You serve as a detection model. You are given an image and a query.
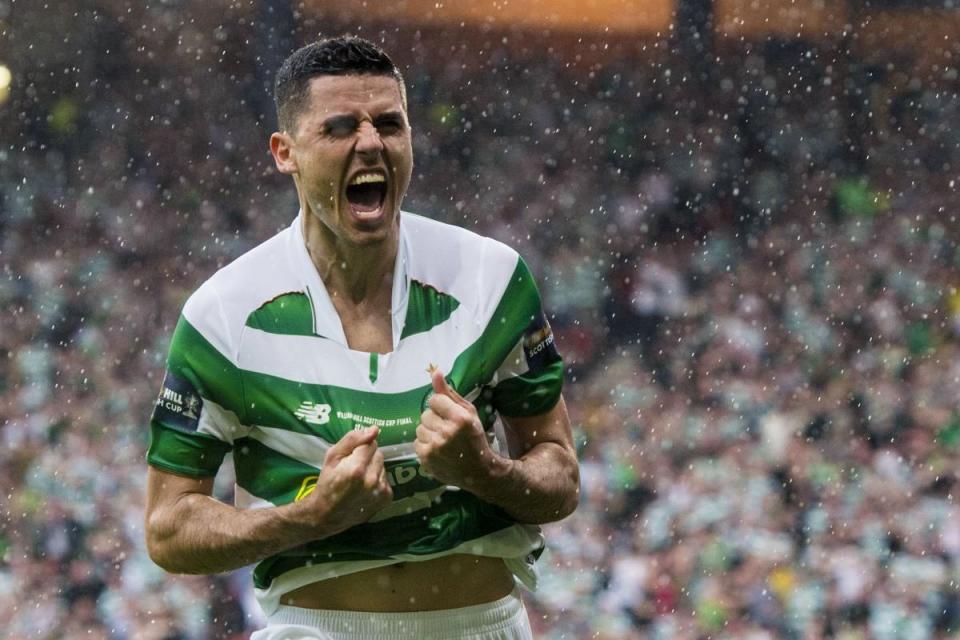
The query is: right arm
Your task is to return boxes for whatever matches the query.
[145,426,392,575]
[146,290,389,574]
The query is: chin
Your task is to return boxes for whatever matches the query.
[347,206,398,237]
[348,230,389,246]
[345,222,395,248]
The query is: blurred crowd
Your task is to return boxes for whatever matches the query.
[2,2,960,639]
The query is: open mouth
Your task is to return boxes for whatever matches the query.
[345,172,387,217]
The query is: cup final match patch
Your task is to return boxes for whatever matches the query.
[152,370,203,432]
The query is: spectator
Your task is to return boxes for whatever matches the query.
[2,3,959,637]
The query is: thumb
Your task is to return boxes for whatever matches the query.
[431,369,471,409]
[328,426,379,461]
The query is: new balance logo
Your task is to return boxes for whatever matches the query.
[294,401,332,425]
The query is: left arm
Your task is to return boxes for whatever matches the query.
[484,395,580,523]
[416,371,579,524]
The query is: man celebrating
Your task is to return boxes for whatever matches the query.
[144,36,579,639]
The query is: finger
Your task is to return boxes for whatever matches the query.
[364,450,385,487]
[377,471,393,500]
[427,394,478,435]
[431,369,472,409]
[375,465,392,496]
[418,409,445,432]
[427,392,468,420]
[416,422,443,444]
[414,438,431,465]
[345,440,378,470]
[327,427,380,461]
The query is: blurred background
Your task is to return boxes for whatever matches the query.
[3,0,960,638]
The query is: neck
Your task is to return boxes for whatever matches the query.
[301,213,398,306]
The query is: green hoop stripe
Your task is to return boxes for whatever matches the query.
[245,292,316,337]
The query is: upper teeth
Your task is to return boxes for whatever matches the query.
[349,173,385,186]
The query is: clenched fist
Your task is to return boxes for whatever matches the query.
[415,369,500,490]
[296,426,393,537]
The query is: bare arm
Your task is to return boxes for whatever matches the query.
[416,371,580,524]
[476,396,580,523]
[145,426,392,574]
[146,468,313,574]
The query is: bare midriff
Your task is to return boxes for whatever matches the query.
[279,554,515,612]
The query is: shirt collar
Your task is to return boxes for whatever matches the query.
[290,210,410,350]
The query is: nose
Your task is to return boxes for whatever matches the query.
[355,121,384,159]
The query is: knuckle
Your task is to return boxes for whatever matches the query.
[353,442,370,455]
[441,424,458,440]
[348,464,366,481]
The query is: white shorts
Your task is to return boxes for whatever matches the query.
[249,588,534,640]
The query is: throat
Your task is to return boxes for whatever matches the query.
[322,251,395,307]
[320,256,397,352]
[301,212,398,352]
[334,303,395,354]
[304,222,398,301]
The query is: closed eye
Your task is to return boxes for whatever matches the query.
[322,115,358,138]
[374,113,405,136]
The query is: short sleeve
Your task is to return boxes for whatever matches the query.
[147,288,247,477]
[487,257,564,417]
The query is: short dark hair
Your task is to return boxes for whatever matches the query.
[274,36,407,132]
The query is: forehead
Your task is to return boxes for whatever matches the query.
[302,74,404,121]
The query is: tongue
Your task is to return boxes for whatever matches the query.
[346,183,384,212]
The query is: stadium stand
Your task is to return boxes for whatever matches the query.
[2,2,960,638]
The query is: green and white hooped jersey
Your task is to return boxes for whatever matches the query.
[147,211,564,615]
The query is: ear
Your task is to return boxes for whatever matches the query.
[270,131,298,175]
